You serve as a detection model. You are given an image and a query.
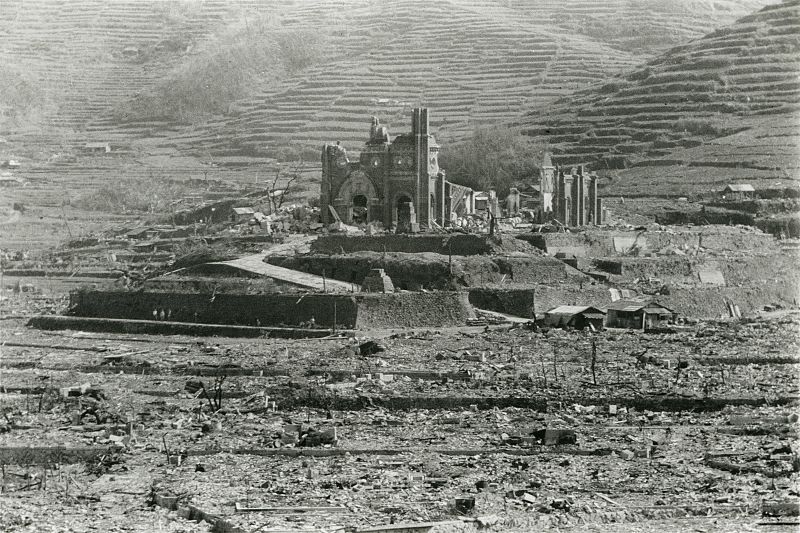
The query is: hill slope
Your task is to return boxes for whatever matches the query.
[148,0,773,157]
[518,0,800,195]
[0,0,771,153]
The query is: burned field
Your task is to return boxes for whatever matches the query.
[0,300,798,531]
[1,113,799,531]
[1,1,799,526]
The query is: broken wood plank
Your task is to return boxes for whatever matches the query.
[594,492,626,507]
[234,502,346,513]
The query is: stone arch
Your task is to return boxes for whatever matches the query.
[334,170,379,224]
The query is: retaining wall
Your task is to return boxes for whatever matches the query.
[68,290,474,330]
[660,285,799,318]
[354,292,475,329]
[70,290,359,328]
[516,233,588,256]
[468,287,536,318]
[532,284,613,314]
[519,228,779,257]
[311,234,514,255]
[532,283,797,318]
[269,252,585,290]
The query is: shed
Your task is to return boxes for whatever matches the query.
[721,184,755,200]
[84,142,111,153]
[543,305,606,331]
[231,207,255,222]
[605,300,676,330]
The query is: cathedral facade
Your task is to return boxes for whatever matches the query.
[320,108,461,231]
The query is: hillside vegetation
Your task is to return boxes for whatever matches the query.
[518,0,800,195]
[160,0,774,157]
[0,0,771,149]
[116,19,332,124]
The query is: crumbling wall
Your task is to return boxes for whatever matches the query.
[698,230,778,252]
[468,288,536,318]
[70,290,358,328]
[525,228,779,258]
[270,252,586,290]
[269,252,463,290]
[659,285,799,317]
[354,292,475,329]
[143,276,295,293]
[594,257,695,278]
[718,254,800,288]
[311,234,523,256]
[516,233,588,256]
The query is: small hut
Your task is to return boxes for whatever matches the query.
[543,305,606,330]
[721,184,755,200]
[605,300,676,330]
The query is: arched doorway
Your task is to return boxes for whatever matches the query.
[352,194,368,224]
[396,194,412,232]
[333,171,378,224]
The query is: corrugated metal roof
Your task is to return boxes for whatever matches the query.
[546,305,591,315]
[724,184,755,192]
[607,300,675,313]
[545,305,605,316]
[607,300,644,311]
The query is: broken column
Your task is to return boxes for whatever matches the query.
[565,174,575,226]
[576,166,585,226]
[361,268,395,293]
[506,188,521,216]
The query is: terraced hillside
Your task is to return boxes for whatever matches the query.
[0,0,770,157]
[157,0,772,157]
[519,0,800,195]
[0,0,247,131]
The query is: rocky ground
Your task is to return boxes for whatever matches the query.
[0,289,798,532]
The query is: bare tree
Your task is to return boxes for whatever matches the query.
[267,158,302,214]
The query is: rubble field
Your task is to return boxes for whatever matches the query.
[0,304,798,532]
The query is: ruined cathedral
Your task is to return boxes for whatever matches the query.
[320,108,471,231]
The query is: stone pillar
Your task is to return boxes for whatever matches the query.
[507,188,520,216]
[596,197,604,224]
[436,172,447,226]
[556,169,566,224]
[320,144,332,224]
[444,182,453,226]
[413,107,430,228]
[588,173,598,225]
[564,175,575,226]
[576,166,585,227]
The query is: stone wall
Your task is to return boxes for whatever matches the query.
[516,233,588,256]
[269,252,586,290]
[354,292,475,329]
[69,289,475,330]
[70,290,358,328]
[311,234,498,256]
[468,287,536,318]
[532,284,613,314]
[519,228,778,258]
